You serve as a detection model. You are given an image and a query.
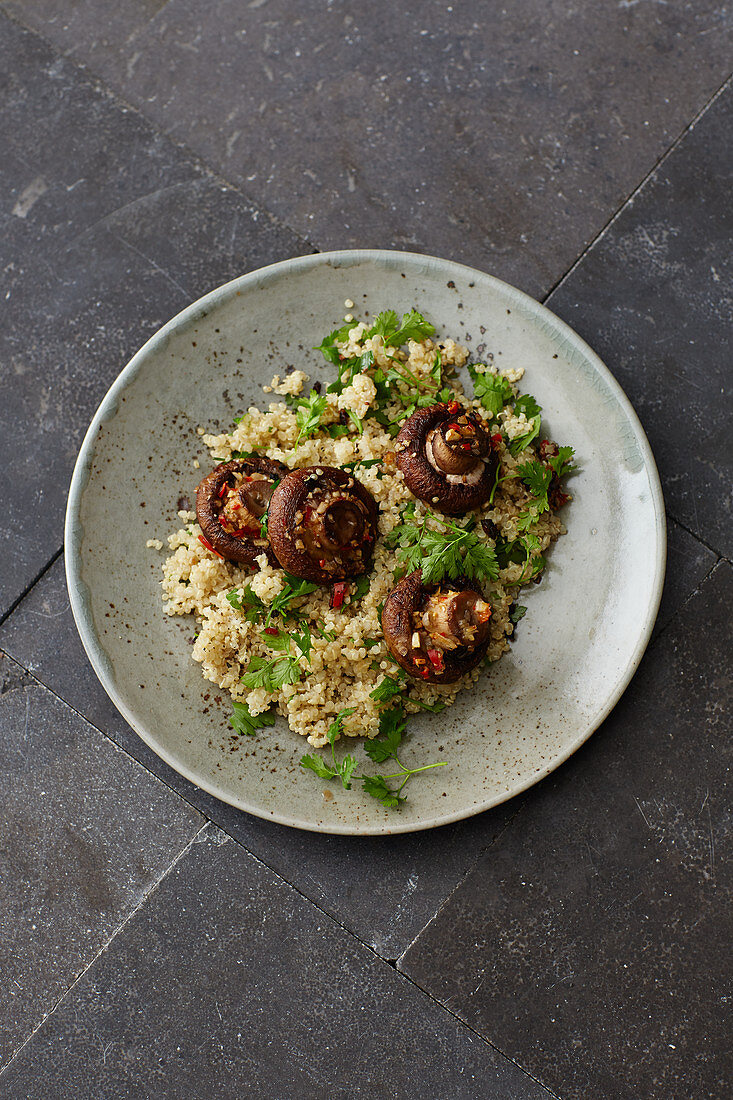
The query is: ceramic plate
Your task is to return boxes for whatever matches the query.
[65,250,665,835]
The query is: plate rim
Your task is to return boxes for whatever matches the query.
[65,248,667,836]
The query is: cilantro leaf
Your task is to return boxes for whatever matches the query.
[370,673,407,704]
[509,604,527,624]
[227,586,265,623]
[368,308,435,347]
[293,390,327,449]
[547,445,576,479]
[386,508,499,586]
[300,754,337,780]
[364,706,406,763]
[361,774,405,809]
[509,394,542,455]
[351,574,371,601]
[229,702,276,737]
[468,365,514,416]
[242,654,301,691]
[516,460,553,507]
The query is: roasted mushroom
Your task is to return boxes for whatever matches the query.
[395,401,499,515]
[382,570,492,683]
[267,466,379,584]
[196,456,288,566]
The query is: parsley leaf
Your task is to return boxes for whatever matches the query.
[364,706,406,763]
[351,574,371,601]
[293,390,327,450]
[229,702,276,737]
[516,460,553,507]
[361,774,405,809]
[300,707,357,789]
[369,308,435,347]
[385,508,499,586]
[468,365,514,416]
[509,604,527,625]
[370,673,407,704]
[547,445,576,479]
[241,654,301,691]
[227,586,264,623]
[509,394,542,455]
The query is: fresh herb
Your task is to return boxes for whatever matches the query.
[385,505,499,585]
[292,390,327,450]
[509,394,542,455]
[229,702,276,737]
[368,308,435,347]
[341,457,382,471]
[230,449,256,460]
[300,708,358,789]
[516,460,553,509]
[351,574,371,601]
[242,653,302,691]
[495,533,545,578]
[509,604,527,625]
[315,624,336,642]
[263,573,319,625]
[300,703,446,808]
[370,672,407,704]
[346,408,364,435]
[227,586,264,622]
[547,445,576,479]
[468,365,514,416]
[326,423,351,439]
[363,637,380,650]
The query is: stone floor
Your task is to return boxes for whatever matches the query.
[1,4,731,1097]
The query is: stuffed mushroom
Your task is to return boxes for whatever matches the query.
[395,401,499,515]
[195,456,288,566]
[266,465,378,584]
[382,570,492,683]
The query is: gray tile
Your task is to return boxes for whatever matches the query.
[654,518,717,638]
[0,14,309,618]
[400,563,732,1100]
[5,1,732,294]
[0,824,553,1100]
[548,83,733,556]
[0,653,202,1069]
[0,555,515,958]
[0,506,715,958]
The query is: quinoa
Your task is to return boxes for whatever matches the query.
[158,315,569,748]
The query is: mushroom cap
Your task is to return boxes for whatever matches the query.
[381,569,491,684]
[195,456,288,566]
[267,465,379,584]
[395,403,499,515]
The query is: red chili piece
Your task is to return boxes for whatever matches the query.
[330,581,348,610]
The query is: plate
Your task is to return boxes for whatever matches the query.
[65,250,665,835]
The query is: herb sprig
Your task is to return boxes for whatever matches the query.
[385,504,498,585]
[230,702,277,737]
[300,704,446,808]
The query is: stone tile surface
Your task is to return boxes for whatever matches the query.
[0,515,713,960]
[0,14,308,618]
[4,1,732,295]
[400,564,732,1100]
[0,824,554,1099]
[0,557,516,958]
[548,82,733,556]
[0,653,202,1069]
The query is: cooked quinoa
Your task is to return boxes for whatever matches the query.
[159,313,569,748]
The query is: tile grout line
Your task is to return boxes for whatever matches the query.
[0,546,63,630]
[0,651,558,1093]
[0,7,322,257]
[2,4,730,309]
[541,70,733,305]
[0,821,210,1077]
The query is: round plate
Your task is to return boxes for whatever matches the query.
[65,250,665,835]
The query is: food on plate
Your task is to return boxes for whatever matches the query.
[395,402,499,514]
[382,571,492,683]
[157,306,576,807]
[266,465,379,584]
[195,455,287,565]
